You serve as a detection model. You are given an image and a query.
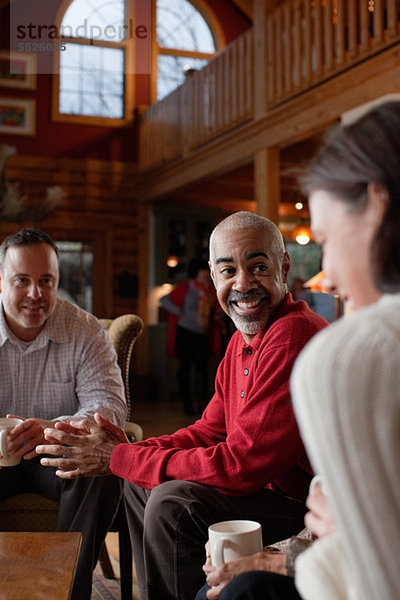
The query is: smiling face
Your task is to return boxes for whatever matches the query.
[310,189,382,310]
[209,226,290,343]
[0,243,59,341]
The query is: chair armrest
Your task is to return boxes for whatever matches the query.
[124,421,143,442]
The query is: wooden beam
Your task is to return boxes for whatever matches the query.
[136,43,400,201]
[254,148,280,223]
[230,0,253,20]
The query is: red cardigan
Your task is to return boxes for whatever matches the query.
[110,294,327,500]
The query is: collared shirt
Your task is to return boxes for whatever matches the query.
[110,293,327,499]
[0,298,127,426]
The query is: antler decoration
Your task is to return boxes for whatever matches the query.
[0,144,65,221]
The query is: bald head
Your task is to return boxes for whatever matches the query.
[208,211,290,342]
[209,211,285,267]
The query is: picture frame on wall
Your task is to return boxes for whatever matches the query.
[0,51,37,90]
[0,97,36,135]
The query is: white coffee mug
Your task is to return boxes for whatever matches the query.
[208,520,263,568]
[0,417,23,467]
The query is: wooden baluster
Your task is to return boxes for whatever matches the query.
[223,47,230,130]
[237,35,244,121]
[304,0,312,83]
[335,0,345,65]
[294,0,302,88]
[324,0,334,72]
[275,7,283,100]
[267,13,276,105]
[314,0,323,78]
[199,68,206,144]
[245,29,253,118]
[230,43,238,125]
[283,2,293,93]
[347,0,358,58]
[175,89,182,159]
[216,53,223,135]
[372,0,384,44]
[359,0,370,51]
[386,0,398,38]
[182,78,190,151]
[198,70,204,144]
[208,59,216,133]
[187,76,195,150]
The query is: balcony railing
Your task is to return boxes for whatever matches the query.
[139,0,400,171]
[267,0,400,105]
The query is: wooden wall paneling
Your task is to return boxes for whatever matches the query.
[136,202,150,376]
[4,155,139,319]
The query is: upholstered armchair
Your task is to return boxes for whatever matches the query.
[0,313,144,600]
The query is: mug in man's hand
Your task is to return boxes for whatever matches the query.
[0,418,23,467]
[208,519,263,568]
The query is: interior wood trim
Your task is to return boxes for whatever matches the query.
[136,43,400,201]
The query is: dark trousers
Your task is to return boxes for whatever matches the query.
[0,456,122,600]
[124,479,307,600]
[176,326,209,412]
[195,571,302,600]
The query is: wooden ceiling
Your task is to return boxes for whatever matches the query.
[156,132,325,220]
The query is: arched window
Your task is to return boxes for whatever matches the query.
[53,0,134,126]
[155,0,222,101]
[53,0,222,124]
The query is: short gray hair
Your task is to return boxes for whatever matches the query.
[209,211,285,266]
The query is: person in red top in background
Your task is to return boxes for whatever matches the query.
[38,211,327,600]
[160,257,220,415]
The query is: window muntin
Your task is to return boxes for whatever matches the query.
[59,45,124,118]
[61,0,126,42]
[57,0,127,121]
[56,0,220,117]
[157,0,215,53]
[155,0,218,101]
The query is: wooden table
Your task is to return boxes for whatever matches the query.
[0,531,82,600]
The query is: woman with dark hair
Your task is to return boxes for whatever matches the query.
[196,100,400,600]
[291,99,400,600]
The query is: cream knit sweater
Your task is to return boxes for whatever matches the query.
[291,294,400,600]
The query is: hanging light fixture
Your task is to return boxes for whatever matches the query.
[167,255,179,268]
[293,224,311,245]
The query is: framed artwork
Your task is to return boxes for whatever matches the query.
[0,51,36,89]
[0,97,36,135]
